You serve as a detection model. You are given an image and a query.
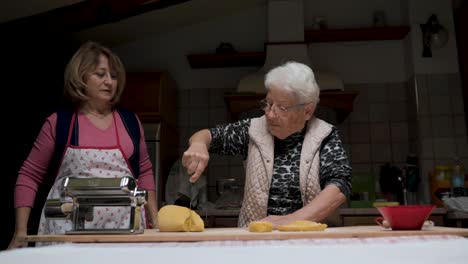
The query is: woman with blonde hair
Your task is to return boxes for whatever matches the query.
[9,41,158,248]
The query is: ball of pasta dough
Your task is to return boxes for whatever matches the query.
[157,205,204,232]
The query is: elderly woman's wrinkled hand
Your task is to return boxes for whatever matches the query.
[182,143,210,182]
[260,215,295,229]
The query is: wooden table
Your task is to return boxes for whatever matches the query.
[23,226,468,244]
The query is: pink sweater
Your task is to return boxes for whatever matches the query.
[14,112,155,208]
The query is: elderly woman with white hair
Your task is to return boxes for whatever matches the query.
[182,61,351,228]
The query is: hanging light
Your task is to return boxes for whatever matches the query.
[420,14,449,57]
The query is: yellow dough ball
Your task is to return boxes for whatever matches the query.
[157,205,205,232]
[248,221,273,232]
[278,220,327,231]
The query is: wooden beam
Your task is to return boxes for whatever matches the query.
[0,0,191,35]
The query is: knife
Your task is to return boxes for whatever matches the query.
[189,182,196,209]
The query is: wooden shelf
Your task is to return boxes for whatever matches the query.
[304,26,410,43]
[187,26,410,68]
[224,90,359,122]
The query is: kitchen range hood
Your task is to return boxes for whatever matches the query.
[237,0,344,93]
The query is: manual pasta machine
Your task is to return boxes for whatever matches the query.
[44,176,147,234]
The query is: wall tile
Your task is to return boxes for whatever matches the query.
[391,142,409,163]
[346,84,368,104]
[368,83,388,103]
[349,102,370,123]
[390,101,407,121]
[370,122,390,143]
[406,82,418,121]
[189,88,210,108]
[178,106,190,124]
[390,122,409,142]
[350,144,371,163]
[455,136,468,158]
[388,82,407,102]
[451,94,465,115]
[420,138,434,159]
[209,88,229,108]
[351,163,373,174]
[433,137,456,159]
[350,123,371,143]
[415,75,428,100]
[431,116,453,137]
[427,74,449,96]
[371,143,392,163]
[189,109,210,128]
[369,103,389,122]
[209,107,228,127]
[418,117,432,138]
[417,95,430,117]
[454,115,467,136]
[429,95,451,115]
[448,73,462,97]
[178,89,191,108]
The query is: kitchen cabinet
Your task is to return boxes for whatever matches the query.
[119,71,179,205]
[120,71,177,126]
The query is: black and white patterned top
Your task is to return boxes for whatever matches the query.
[209,118,352,216]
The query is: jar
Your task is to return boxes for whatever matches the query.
[431,166,451,207]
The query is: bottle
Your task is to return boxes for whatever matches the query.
[405,154,420,204]
[451,157,466,197]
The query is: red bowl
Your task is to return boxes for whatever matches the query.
[376,205,435,230]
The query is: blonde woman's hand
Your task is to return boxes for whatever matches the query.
[8,231,28,250]
[182,143,210,182]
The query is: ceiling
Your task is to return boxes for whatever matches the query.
[0,0,266,46]
[0,0,83,24]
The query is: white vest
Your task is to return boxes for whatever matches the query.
[238,116,333,227]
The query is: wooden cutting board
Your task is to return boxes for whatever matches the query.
[24,226,468,243]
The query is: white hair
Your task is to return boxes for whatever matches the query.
[264,61,320,105]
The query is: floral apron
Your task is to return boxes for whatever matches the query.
[37,112,146,235]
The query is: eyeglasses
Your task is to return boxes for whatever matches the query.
[260,99,310,115]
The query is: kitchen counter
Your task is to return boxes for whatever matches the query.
[23,226,468,243]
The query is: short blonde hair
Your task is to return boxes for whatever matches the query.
[64,41,126,106]
[264,61,320,106]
